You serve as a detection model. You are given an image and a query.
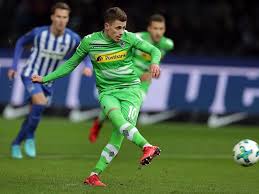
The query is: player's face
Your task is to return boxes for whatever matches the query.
[51,8,69,33]
[105,20,126,42]
[148,21,165,43]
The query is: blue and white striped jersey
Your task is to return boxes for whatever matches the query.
[12,26,91,77]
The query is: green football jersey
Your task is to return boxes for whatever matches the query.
[42,30,161,93]
[133,31,174,74]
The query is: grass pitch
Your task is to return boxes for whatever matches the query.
[0,117,259,194]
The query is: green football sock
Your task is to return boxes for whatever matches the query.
[92,128,123,174]
[108,109,148,148]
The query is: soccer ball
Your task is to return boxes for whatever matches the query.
[233,139,259,166]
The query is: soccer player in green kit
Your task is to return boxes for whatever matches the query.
[89,14,174,143]
[31,7,161,186]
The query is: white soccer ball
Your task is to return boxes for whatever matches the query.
[233,139,259,166]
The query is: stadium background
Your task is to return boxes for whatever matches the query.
[1,0,259,56]
[1,0,259,126]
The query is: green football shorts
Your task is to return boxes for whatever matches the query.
[99,86,143,126]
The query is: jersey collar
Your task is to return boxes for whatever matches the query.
[101,31,113,42]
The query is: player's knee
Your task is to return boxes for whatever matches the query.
[107,108,127,128]
[31,93,48,105]
[119,123,139,141]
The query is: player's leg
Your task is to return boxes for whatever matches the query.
[88,110,106,143]
[84,89,160,186]
[85,128,124,186]
[85,95,123,186]
[11,116,29,159]
[93,129,123,174]
[119,87,161,165]
[11,76,47,158]
[23,92,47,157]
[100,88,160,163]
[101,88,148,147]
[88,77,152,148]
[25,83,52,141]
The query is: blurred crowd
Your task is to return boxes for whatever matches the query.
[0,0,259,57]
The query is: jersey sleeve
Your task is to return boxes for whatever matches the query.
[76,35,90,58]
[70,32,92,68]
[12,28,38,70]
[130,32,161,65]
[76,35,92,68]
[42,36,90,83]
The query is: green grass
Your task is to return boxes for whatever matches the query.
[0,117,259,194]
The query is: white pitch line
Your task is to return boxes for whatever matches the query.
[0,153,231,160]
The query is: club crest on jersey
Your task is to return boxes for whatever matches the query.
[95,51,127,63]
[119,40,125,48]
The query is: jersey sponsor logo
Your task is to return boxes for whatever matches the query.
[95,51,127,63]
[41,49,65,60]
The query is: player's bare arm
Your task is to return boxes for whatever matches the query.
[31,75,43,83]
[82,67,93,77]
[8,69,17,80]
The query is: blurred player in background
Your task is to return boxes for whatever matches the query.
[88,14,174,143]
[31,7,161,186]
[4,55,92,120]
[7,2,92,159]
